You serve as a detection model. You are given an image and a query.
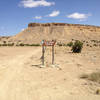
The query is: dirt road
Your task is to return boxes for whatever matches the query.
[0,47,100,100]
[0,47,41,100]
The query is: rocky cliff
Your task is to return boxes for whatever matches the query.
[3,23,100,44]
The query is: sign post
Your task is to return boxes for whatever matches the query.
[52,45,54,65]
[41,40,56,66]
[42,45,45,65]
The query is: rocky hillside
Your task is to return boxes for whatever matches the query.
[1,23,100,45]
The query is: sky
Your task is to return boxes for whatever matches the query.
[0,0,100,36]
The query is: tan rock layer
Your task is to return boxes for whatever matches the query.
[0,23,100,44]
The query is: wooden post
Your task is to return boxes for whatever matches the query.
[42,45,45,65]
[52,45,54,65]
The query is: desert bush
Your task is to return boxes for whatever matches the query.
[3,41,6,44]
[67,42,73,47]
[80,72,100,83]
[19,43,25,46]
[0,43,14,46]
[17,43,40,46]
[16,44,19,46]
[71,40,83,53]
[91,40,99,43]
[57,43,63,46]
[72,39,74,41]
[96,89,100,95]
[23,44,30,46]
[80,74,88,79]
[86,44,89,46]
[8,43,14,46]
[30,44,40,46]
[88,72,100,82]
[86,41,88,43]
[1,44,8,46]
[93,44,98,46]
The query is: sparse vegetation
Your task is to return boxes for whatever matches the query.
[86,44,89,46]
[0,43,14,46]
[57,43,65,46]
[93,44,98,47]
[17,43,40,46]
[29,44,40,46]
[3,41,6,44]
[7,43,14,46]
[80,72,100,83]
[0,43,40,47]
[67,42,73,47]
[1,44,8,46]
[19,43,25,46]
[57,42,74,47]
[91,40,100,43]
[72,39,74,41]
[71,40,83,53]
[57,43,63,46]
[80,74,89,79]
[96,89,100,95]
[89,72,100,82]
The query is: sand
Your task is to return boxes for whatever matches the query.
[0,46,100,100]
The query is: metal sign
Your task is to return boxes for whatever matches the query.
[42,40,56,46]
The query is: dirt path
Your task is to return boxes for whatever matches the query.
[0,47,100,100]
[0,48,41,100]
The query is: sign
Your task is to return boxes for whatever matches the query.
[41,40,56,66]
[42,40,56,46]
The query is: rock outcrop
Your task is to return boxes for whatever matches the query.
[28,23,67,27]
[2,23,100,44]
[28,23,100,28]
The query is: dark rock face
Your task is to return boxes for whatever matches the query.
[28,23,41,27]
[28,23,67,27]
[28,23,100,28]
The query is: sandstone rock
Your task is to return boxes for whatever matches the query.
[1,23,100,44]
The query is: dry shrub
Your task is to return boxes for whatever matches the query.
[88,72,100,82]
[80,72,100,83]
[72,40,83,53]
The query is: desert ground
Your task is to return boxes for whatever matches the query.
[0,46,100,100]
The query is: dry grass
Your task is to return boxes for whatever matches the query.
[80,72,100,83]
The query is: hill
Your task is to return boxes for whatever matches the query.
[1,23,100,45]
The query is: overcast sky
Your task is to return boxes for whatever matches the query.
[0,0,100,36]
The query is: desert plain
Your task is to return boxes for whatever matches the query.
[0,46,100,100]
